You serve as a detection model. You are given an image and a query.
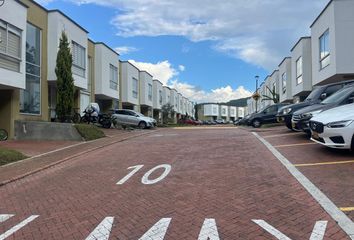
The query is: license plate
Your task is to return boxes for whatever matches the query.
[312,131,319,140]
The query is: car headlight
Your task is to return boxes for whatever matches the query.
[327,120,353,128]
[282,107,292,115]
[301,110,322,119]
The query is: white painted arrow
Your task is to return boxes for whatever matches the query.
[139,218,171,240]
[85,217,114,240]
[252,219,328,240]
[0,215,39,240]
[198,218,220,240]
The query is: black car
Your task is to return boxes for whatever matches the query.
[292,84,354,135]
[276,80,354,130]
[248,103,288,128]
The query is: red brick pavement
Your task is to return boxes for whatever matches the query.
[0,128,350,239]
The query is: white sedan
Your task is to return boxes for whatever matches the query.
[309,103,354,150]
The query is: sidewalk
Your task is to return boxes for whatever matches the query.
[0,128,156,186]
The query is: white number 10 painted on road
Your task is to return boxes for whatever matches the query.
[116,164,172,185]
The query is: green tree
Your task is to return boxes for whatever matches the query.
[55,31,75,122]
[161,103,175,124]
[261,86,279,104]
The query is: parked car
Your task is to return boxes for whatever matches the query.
[276,80,354,130]
[238,114,253,126]
[111,109,156,129]
[310,103,354,151]
[292,84,354,135]
[249,103,288,128]
[215,119,225,124]
[179,118,198,125]
[233,117,243,125]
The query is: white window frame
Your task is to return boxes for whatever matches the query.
[296,56,303,85]
[72,41,86,77]
[148,83,153,101]
[282,72,287,93]
[0,19,22,72]
[132,77,138,98]
[319,29,330,70]
[109,64,118,90]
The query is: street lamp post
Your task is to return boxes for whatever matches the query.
[253,75,260,113]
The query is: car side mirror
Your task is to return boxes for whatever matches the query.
[320,93,327,100]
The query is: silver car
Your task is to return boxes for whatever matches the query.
[111,109,156,129]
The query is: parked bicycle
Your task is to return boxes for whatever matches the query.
[0,128,8,141]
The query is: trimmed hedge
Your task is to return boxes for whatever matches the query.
[74,124,105,141]
[0,148,27,166]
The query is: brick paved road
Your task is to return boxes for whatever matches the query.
[0,128,350,239]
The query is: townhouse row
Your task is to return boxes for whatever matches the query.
[196,103,246,122]
[0,0,195,138]
[247,0,354,114]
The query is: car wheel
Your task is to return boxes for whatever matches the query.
[285,121,296,131]
[138,121,147,129]
[252,119,261,128]
[305,130,312,138]
[351,135,354,152]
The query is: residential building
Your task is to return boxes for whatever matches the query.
[0,0,28,138]
[94,42,119,112]
[47,10,89,118]
[278,57,293,103]
[259,81,266,110]
[197,103,219,121]
[291,37,312,103]
[162,86,171,106]
[139,71,153,117]
[229,106,237,121]
[176,92,182,119]
[152,79,163,123]
[170,88,178,121]
[119,61,140,111]
[220,105,229,121]
[237,107,246,118]
[310,0,354,86]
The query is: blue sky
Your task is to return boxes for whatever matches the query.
[37,0,328,103]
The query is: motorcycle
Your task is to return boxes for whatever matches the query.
[81,103,112,129]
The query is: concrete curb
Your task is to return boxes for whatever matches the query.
[0,130,157,187]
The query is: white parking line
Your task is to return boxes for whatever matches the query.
[252,220,291,240]
[0,215,39,240]
[0,214,13,223]
[85,217,114,240]
[253,132,354,239]
[139,218,171,240]
[198,218,220,240]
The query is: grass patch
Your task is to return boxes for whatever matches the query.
[74,124,105,141]
[0,148,27,166]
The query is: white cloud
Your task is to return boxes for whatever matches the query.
[128,60,177,86]
[66,0,328,70]
[114,46,138,55]
[127,60,251,103]
[178,65,185,72]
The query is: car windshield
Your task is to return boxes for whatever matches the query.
[321,87,354,104]
[304,87,322,102]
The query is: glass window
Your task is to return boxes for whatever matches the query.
[72,41,85,77]
[319,30,330,69]
[132,77,138,98]
[282,72,287,93]
[148,83,153,101]
[296,56,303,85]
[159,90,163,104]
[109,64,118,90]
[20,23,41,114]
[0,19,22,72]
